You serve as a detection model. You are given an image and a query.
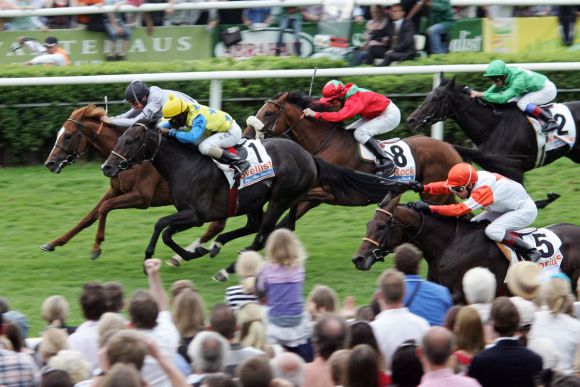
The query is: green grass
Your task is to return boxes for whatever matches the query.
[0,158,578,336]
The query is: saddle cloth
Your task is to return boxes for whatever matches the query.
[528,103,577,167]
[357,138,417,182]
[213,139,275,189]
[496,227,564,279]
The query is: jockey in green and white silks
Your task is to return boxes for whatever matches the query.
[160,94,250,175]
[470,60,559,133]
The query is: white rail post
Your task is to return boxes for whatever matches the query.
[431,72,444,140]
[209,79,223,109]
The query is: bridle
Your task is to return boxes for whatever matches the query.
[261,97,338,155]
[419,88,476,127]
[54,117,104,167]
[110,123,161,170]
[362,205,425,262]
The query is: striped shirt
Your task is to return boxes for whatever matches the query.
[225,285,258,310]
[0,349,38,387]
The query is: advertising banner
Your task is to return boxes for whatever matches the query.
[0,26,212,65]
[449,18,483,53]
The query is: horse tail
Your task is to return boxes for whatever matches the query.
[313,157,400,204]
[453,145,524,183]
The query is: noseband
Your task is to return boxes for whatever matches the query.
[261,99,302,138]
[362,206,425,261]
[55,118,104,167]
[110,123,161,170]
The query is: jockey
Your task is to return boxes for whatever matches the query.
[302,80,401,176]
[100,80,197,128]
[470,60,559,133]
[410,162,542,262]
[159,94,250,175]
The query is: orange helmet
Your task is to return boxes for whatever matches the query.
[320,80,346,103]
[444,163,478,188]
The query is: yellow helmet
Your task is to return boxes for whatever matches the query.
[162,94,188,118]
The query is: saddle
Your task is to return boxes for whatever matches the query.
[231,138,249,159]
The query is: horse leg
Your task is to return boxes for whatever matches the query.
[175,220,228,261]
[145,208,200,260]
[209,210,264,258]
[92,190,153,260]
[276,201,321,230]
[40,188,115,253]
[162,222,206,265]
[245,200,296,252]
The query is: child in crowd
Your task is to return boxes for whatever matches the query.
[256,229,313,361]
[225,251,264,310]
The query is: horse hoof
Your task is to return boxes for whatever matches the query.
[212,269,229,282]
[194,246,210,258]
[90,249,102,260]
[40,243,55,252]
[166,256,183,268]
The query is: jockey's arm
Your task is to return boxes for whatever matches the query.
[423,181,451,195]
[316,97,364,122]
[483,75,526,104]
[429,186,493,216]
[169,115,206,145]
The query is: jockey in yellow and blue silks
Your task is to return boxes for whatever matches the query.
[160,94,250,175]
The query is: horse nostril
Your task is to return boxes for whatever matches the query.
[407,117,416,125]
[44,160,55,169]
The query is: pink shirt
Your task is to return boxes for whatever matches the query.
[419,368,481,387]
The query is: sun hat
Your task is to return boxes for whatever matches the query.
[506,261,541,301]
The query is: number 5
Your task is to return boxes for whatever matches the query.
[532,233,554,258]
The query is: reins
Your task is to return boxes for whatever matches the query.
[55,116,105,167]
[421,91,475,127]
[113,123,162,170]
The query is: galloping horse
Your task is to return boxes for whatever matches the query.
[42,105,204,259]
[102,120,395,264]
[352,194,580,301]
[407,76,580,183]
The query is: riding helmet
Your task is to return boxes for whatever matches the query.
[320,80,346,103]
[124,80,150,103]
[484,60,508,78]
[162,94,188,118]
[444,163,478,188]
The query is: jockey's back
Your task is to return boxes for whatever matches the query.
[465,171,530,213]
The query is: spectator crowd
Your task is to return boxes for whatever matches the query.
[1,229,579,387]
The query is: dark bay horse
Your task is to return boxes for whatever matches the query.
[43,105,206,259]
[352,194,580,301]
[101,121,395,263]
[406,76,580,183]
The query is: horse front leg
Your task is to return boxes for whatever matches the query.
[174,220,228,261]
[40,188,115,253]
[276,201,321,230]
[92,190,152,260]
[145,208,199,260]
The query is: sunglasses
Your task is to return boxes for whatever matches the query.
[449,186,466,193]
[490,76,504,82]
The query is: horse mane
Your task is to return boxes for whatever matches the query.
[70,105,125,135]
[403,203,484,230]
[284,90,339,113]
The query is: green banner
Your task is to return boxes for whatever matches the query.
[0,26,212,65]
[449,18,483,53]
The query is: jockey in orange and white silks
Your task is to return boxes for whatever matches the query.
[410,163,541,262]
[302,80,401,176]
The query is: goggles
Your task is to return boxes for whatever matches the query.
[449,185,467,193]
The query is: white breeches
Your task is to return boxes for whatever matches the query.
[198,121,242,156]
[471,198,538,241]
[347,102,401,144]
[515,80,557,111]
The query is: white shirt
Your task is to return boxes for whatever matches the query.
[463,171,531,213]
[370,307,430,369]
[68,320,100,372]
[530,310,580,374]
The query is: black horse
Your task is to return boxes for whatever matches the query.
[352,194,580,301]
[407,76,580,183]
[102,121,395,263]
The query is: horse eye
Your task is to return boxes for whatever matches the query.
[264,111,273,117]
[377,223,386,230]
[124,138,133,146]
[64,133,72,140]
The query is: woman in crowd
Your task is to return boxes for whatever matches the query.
[452,306,485,374]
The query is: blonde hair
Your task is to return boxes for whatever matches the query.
[265,228,307,267]
[101,363,143,387]
[308,285,339,314]
[235,251,264,293]
[170,279,196,306]
[39,328,69,363]
[98,312,127,348]
[454,306,485,354]
[238,303,267,352]
[172,289,206,338]
[41,295,70,326]
[541,278,572,315]
[48,350,91,384]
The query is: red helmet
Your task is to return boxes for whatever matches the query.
[444,163,478,188]
[320,80,346,103]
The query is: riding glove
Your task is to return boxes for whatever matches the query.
[414,201,431,212]
[410,181,424,193]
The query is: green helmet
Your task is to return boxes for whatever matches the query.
[484,60,508,78]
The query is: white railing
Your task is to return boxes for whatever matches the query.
[0,0,577,17]
[1,62,579,138]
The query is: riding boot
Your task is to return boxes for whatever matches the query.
[365,138,395,177]
[538,108,559,133]
[219,150,250,177]
[502,232,542,262]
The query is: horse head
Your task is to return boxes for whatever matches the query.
[244,91,316,139]
[352,193,403,271]
[44,105,107,173]
[102,120,160,177]
[406,75,472,131]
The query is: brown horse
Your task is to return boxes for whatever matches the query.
[353,194,580,301]
[42,105,211,259]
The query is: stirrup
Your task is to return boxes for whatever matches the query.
[376,160,395,177]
